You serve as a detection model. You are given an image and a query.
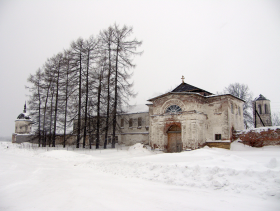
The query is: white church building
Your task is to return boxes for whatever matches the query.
[114,77,244,152]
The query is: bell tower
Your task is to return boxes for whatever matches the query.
[253,94,272,128]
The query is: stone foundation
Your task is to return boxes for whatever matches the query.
[206,141,231,150]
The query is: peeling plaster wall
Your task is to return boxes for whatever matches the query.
[115,112,149,145]
[119,133,149,146]
[15,120,32,134]
[149,94,244,150]
[205,96,243,141]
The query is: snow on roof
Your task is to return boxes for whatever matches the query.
[17,112,31,120]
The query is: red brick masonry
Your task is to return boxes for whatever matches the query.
[234,126,280,147]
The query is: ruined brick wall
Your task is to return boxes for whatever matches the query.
[234,127,280,147]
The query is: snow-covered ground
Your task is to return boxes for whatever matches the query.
[0,141,279,211]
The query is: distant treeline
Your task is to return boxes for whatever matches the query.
[0,137,11,142]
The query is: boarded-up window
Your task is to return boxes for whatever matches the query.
[129,118,133,127]
[215,134,221,140]
[138,117,142,127]
[121,119,124,127]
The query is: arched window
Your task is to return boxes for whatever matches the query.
[166,105,182,114]
[258,104,262,114]
[264,104,268,114]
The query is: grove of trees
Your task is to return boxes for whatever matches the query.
[26,24,142,149]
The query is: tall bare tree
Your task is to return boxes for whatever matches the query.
[27,69,44,146]
[71,38,85,148]
[61,49,76,147]
[110,24,142,148]
[82,36,99,148]
[99,26,114,149]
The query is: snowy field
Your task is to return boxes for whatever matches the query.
[0,141,279,211]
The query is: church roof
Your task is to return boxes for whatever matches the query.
[16,103,31,120]
[148,81,213,102]
[171,82,213,95]
[17,113,31,120]
[255,94,269,101]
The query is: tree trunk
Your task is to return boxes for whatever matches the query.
[76,52,82,148]
[112,41,120,148]
[96,73,103,149]
[104,42,112,149]
[49,90,54,147]
[83,50,90,148]
[52,62,60,147]
[63,62,69,148]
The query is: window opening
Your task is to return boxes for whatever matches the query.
[166,105,182,114]
[129,118,133,127]
[215,134,221,140]
[258,104,262,114]
[138,117,142,127]
[121,119,124,127]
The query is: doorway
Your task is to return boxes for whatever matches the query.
[167,125,182,153]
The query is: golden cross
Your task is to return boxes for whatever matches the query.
[181,75,185,83]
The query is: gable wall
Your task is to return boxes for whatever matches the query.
[204,96,243,141]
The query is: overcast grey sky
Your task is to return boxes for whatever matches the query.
[1,0,280,137]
